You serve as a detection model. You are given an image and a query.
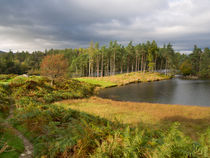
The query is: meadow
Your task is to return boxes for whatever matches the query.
[0,73,209,158]
[58,97,210,140]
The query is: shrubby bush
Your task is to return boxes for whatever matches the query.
[0,74,17,82]
[0,84,11,114]
[10,76,95,106]
[92,123,209,158]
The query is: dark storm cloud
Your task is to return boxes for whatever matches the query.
[0,0,210,52]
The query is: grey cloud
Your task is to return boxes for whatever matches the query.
[0,0,209,52]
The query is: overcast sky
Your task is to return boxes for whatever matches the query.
[0,0,210,53]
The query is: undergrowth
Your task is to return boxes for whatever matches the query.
[0,74,209,157]
[0,81,24,158]
[10,76,96,106]
[12,104,210,158]
[0,84,11,117]
[0,74,17,82]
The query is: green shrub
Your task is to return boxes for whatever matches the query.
[10,76,95,105]
[180,60,193,76]
[92,123,209,158]
[0,74,17,82]
[0,84,11,114]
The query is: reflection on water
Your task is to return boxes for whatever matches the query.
[98,79,210,106]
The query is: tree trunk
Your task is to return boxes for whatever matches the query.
[141,55,144,72]
[96,55,99,77]
[155,55,157,71]
[105,63,108,76]
[143,57,146,73]
[160,58,163,70]
[113,50,116,75]
[127,57,129,73]
[91,61,93,77]
[137,57,140,71]
[109,57,111,76]
[106,59,109,76]
[51,78,54,86]
[165,59,167,75]
[89,58,91,77]
[101,53,103,77]
[199,54,201,73]
[135,55,138,72]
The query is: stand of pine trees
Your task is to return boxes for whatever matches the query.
[0,41,209,78]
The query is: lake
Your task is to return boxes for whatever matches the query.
[98,78,210,106]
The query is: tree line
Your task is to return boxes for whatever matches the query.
[0,40,209,78]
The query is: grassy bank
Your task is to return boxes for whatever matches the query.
[76,72,171,88]
[58,97,210,140]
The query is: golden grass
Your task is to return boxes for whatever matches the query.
[57,97,210,139]
[76,72,171,88]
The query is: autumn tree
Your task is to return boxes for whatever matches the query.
[40,54,68,84]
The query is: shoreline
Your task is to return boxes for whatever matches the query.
[180,75,210,80]
[94,76,172,93]
[76,72,172,90]
[95,95,210,107]
[94,78,170,99]
[95,76,209,107]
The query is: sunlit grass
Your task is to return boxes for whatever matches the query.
[58,97,210,139]
[75,72,171,88]
[75,78,117,88]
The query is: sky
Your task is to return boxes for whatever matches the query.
[0,0,210,53]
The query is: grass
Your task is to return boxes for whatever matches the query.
[58,97,210,140]
[0,128,25,158]
[0,113,24,158]
[76,78,117,88]
[75,72,171,88]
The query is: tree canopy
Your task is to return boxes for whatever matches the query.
[0,41,209,78]
[40,54,68,80]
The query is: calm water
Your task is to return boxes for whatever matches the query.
[98,79,210,106]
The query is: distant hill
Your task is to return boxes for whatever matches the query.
[0,50,6,53]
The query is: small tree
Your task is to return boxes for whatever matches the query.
[40,54,68,84]
[179,60,193,76]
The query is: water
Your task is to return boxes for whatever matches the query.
[98,78,210,106]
